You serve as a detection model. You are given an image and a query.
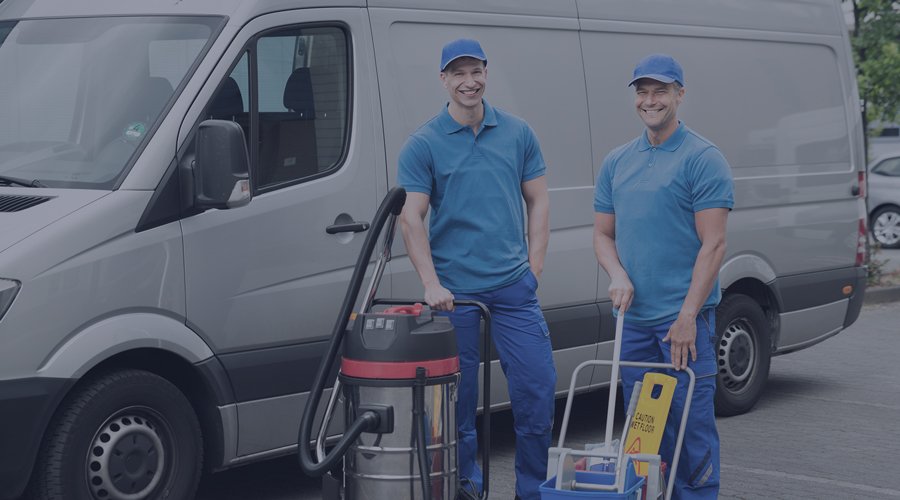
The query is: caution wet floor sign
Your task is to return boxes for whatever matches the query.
[624,372,677,476]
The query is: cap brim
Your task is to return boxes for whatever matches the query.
[627,73,676,87]
[441,54,487,71]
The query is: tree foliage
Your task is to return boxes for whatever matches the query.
[848,0,900,138]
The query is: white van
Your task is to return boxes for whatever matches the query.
[0,1,866,498]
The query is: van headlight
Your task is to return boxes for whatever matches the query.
[0,279,20,321]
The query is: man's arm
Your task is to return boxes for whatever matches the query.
[522,176,549,279]
[398,192,455,311]
[663,207,729,369]
[593,212,634,312]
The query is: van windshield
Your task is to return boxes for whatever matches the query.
[0,16,222,189]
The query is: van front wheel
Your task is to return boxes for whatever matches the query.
[31,369,203,500]
[714,294,771,416]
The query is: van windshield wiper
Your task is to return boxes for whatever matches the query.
[0,175,46,188]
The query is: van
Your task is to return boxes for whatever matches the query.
[0,1,866,498]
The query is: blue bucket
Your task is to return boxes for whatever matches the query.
[540,459,645,499]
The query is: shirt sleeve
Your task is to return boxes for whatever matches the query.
[593,154,615,214]
[522,124,547,182]
[397,135,434,195]
[690,147,735,212]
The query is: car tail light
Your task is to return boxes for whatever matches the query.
[856,218,867,267]
[857,171,866,198]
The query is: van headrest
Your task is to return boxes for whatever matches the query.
[146,77,175,114]
[209,77,244,119]
[283,67,315,119]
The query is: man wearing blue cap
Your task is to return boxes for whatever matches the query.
[593,54,733,499]
[397,38,556,500]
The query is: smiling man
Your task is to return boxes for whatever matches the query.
[397,38,555,500]
[593,54,733,499]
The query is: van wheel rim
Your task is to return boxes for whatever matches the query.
[718,320,755,389]
[874,211,900,246]
[87,409,166,500]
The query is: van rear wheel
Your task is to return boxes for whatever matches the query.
[714,294,771,416]
[30,369,202,500]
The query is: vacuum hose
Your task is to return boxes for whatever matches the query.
[297,187,407,477]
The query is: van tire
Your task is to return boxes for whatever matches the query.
[714,294,771,416]
[30,369,203,500]
[871,205,900,249]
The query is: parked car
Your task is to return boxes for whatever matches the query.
[868,154,900,248]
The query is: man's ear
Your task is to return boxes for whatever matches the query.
[440,72,448,89]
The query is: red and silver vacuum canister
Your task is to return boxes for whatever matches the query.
[341,303,459,500]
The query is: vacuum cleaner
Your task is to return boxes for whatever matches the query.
[298,187,491,500]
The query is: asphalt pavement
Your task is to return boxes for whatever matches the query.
[196,300,900,500]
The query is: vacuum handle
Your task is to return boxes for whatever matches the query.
[372,298,492,500]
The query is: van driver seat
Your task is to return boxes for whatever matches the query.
[258,67,319,186]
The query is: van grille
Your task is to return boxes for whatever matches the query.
[0,195,53,212]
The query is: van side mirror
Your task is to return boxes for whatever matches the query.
[194,119,251,209]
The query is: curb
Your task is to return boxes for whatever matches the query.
[864,285,900,305]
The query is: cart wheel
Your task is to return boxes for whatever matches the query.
[30,369,203,500]
[714,294,771,416]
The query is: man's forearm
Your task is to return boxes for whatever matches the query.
[594,231,627,280]
[527,198,549,275]
[399,214,441,287]
[680,239,727,319]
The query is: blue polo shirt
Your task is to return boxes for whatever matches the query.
[594,122,734,326]
[398,100,546,293]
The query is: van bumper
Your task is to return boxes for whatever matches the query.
[843,266,867,328]
[0,377,73,500]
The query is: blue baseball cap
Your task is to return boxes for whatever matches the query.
[440,38,487,71]
[628,54,684,87]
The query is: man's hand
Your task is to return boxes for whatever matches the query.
[662,313,697,370]
[424,282,455,311]
[608,274,634,313]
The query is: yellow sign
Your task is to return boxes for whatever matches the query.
[623,372,677,476]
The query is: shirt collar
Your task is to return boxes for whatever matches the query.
[439,99,498,134]
[638,121,687,152]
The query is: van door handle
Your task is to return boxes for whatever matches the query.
[326,221,371,234]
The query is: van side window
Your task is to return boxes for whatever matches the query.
[872,157,900,177]
[198,26,349,193]
[255,26,349,189]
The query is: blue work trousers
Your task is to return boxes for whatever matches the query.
[620,309,720,500]
[446,271,557,500]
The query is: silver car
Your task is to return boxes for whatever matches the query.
[869,154,900,248]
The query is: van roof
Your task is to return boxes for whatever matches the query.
[1,0,844,37]
[0,0,364,21]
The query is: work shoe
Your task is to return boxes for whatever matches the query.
[456,478,480,500]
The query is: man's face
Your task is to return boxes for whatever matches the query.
[440,58,486,109]
[634,79,684,133]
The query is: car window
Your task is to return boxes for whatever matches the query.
[0,17,221,189]
[256,26,349,190]
[872,157,900,177]
[200,25,349,193]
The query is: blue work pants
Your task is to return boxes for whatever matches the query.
[619,309,720,500]
[446,271,557,500]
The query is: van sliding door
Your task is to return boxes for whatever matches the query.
[367,2,601,402]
